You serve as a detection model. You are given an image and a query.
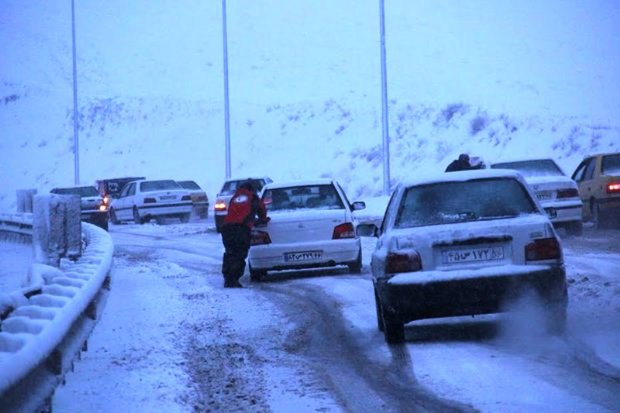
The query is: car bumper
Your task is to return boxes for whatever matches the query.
[82,210,109,226]
[542,201,582,224]
[376,264,567,324]
[138,203,192,217]
[249,239,361,272]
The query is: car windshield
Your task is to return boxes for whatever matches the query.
[177,181,201,190]
[52,186,99,197]
[263,184,344,212]
[140,180,181,192]
[491,159,563,177]
[602,154,620,175]
[394,178,538,228]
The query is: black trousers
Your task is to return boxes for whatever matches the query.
[221,224,251,284]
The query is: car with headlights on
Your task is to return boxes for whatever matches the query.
[248,179,365,280]
[490,158,583,235]
[50,185,109,231]
[109,179,193,225]
[357,169,567,344]
[176,180,209,219]
[214,177,272,232]
[571,152,620,229]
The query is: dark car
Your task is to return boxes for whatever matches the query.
[357,169,567,344]
[96,177,146,203]
[50,185,110,231]
[176,180,209,219]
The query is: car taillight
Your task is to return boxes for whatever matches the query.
[214,201,227,211]
[196,195,208,202]
[525,237,561,261]
[607,181,620,194]
[144,197,156,204]
[251,230,271,246]
[181,195,191,201]
[98,204,107,211]
[385,251,422,274]
[103,195,110,206]
[556,188,579,199]
[332,223,355,239]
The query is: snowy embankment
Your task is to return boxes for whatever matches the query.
[0,216,114,412]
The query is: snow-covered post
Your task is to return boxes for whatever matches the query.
[16,189,37,213]
[32,194,82,266]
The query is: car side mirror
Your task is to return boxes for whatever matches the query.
[356,222,378,237]
[351,201,366,211]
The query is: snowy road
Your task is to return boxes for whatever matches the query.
[52,219,620,412]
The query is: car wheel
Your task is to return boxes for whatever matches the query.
[592,199,605,229]
[374,287,384,332]
[180,213,191,223]
[383,312,405,344]
[100,220,109,232]
[109,208,120,225]
[566,221,583,236]
[133,207,145,225]
[348,250,362,274]
[249,265,266,282]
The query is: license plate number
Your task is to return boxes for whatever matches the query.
[160,195,176,200]
[284,250,323,262]
[536,191,552,201]
[442,246,504,264]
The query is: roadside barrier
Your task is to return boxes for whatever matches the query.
[0,213,113,412]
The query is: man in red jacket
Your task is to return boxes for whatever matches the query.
[221,180,269,288]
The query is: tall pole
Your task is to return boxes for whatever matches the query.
[379,0,391,195]
[71,0,80,184]
[222,0,231,179]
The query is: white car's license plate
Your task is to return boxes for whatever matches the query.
[160,195,176,200]
[442,246,504,264]
[536,191,552,201]
[284,250,323,262]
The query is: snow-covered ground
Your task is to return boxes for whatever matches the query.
[48,213,620,412]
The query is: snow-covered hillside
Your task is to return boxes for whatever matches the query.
[1,0,619,210]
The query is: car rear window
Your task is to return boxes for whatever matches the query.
[178,181,201,190]
[602,154,620,175]
[140,180,181,192]
[394,178,538,228]
[491,159,563,177]
[263,184,344,211]
[52,186,99,197]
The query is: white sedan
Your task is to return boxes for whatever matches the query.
[109,179,193,225]
[248,179,365,280]
[358,169,568,344]
[490,158,583,235]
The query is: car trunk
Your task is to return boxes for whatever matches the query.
[391,215,554,271]
[266,209,349,244]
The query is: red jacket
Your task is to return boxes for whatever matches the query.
[223,187,268,228]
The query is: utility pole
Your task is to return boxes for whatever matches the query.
[222,0,231,179]
[71,0,80,184]
[379,0,391,195]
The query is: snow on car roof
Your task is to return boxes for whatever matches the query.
[401,169,524,188]
[263,178,334,190]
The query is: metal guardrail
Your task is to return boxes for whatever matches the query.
[0,213,114,412]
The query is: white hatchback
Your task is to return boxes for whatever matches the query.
[491,158,583,235]
[109,179,193,225]
[248,179,365,280]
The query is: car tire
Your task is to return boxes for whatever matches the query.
[249,265,266,282]
[347,250,363,274]
[383,313,405,344]
[100,220,109,232]
[133,207,145,225]
[566,221,583,236]
[109,208,120,225]
[592,199,606,229]
[374,287,384,332]
[180,213,191,223]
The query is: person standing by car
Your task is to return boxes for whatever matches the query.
[445,153,473,172]
[220,180,269,288]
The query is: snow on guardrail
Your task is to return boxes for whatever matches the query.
[0,214,114,412]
